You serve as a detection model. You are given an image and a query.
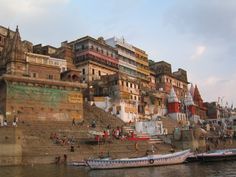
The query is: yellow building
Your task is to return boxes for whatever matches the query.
[133,46,150,83]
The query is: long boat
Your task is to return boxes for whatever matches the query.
[187,148,236,162]
[86,149,190,169]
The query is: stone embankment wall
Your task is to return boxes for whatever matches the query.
[4,80,83,122]
[0,128,22,166]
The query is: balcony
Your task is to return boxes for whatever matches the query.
[119,60,137,71]
[76,49,118,65]
[118,50,136,61]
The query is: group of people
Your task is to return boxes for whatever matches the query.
[50,132,77,147]
[0,115,19,127]
[55,154,67,164]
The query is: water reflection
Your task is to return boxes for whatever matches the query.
[0,161,235,177]
[88,164,203,177]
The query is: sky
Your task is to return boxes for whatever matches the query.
[0,0,235,106]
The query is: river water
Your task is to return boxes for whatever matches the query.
[1,161,236,177]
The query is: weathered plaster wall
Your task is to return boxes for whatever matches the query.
[5,82,83,121]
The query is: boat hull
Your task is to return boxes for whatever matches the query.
[186,148,236,162]
[197,153,236,162]
[86,149,190,169]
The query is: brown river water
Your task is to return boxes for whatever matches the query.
[0,161,236,177]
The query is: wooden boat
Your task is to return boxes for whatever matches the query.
[186,148,236,162]
[86,149,190,169]
[67,161,87,166]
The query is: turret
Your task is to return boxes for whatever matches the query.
[185,91,196,115]
[5,26,27,76]
[167,87,180,113]
[193,85,203,107]
[189,83,195,97]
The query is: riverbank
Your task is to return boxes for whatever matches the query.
[0,104,235,166]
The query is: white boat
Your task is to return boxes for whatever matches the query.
[86,149,190,169]
[67,161,87,166]
[187,148,236,162]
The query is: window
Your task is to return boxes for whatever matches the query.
[130,83,132,88]
[82,68,85,75]
[126,82,128,87]
[92,69,95,75]
[32,73,37,78]
[98,70,101,76]
[48,74,53,80]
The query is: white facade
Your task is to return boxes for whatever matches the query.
[93,96,138,123]
[168,112,187,122]
[115,101,138,123]
[106,37,137,77]
[135,120,164,136]
[26,53,67,72]
[93,96,112,112]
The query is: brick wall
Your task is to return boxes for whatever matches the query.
[28,63,61,80]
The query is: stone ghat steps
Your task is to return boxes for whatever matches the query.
[83,103,124,128]
[160,117,181,134]
[21,140,149,162]
[18,103,170,164]
[22,139,149,152]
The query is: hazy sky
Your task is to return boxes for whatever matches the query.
[1,0,235,106]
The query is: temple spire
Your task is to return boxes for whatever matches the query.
[189,83,195,96]
[185,91,194,106]
[193,85,203,107]
[168,87,179,103]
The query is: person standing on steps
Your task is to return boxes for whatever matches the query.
[63,154,67,164]
[72,118,76,126]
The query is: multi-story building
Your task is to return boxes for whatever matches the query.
[106,37,137,78]
[33,44,58,57]
[69,36,119,83]
[150,61,188,100]
[133,46,150,83]
[92,73,140,122]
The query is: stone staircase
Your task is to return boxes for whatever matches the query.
[83,103,124,129]
[17,104,157,165]
[160,117,181,134]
